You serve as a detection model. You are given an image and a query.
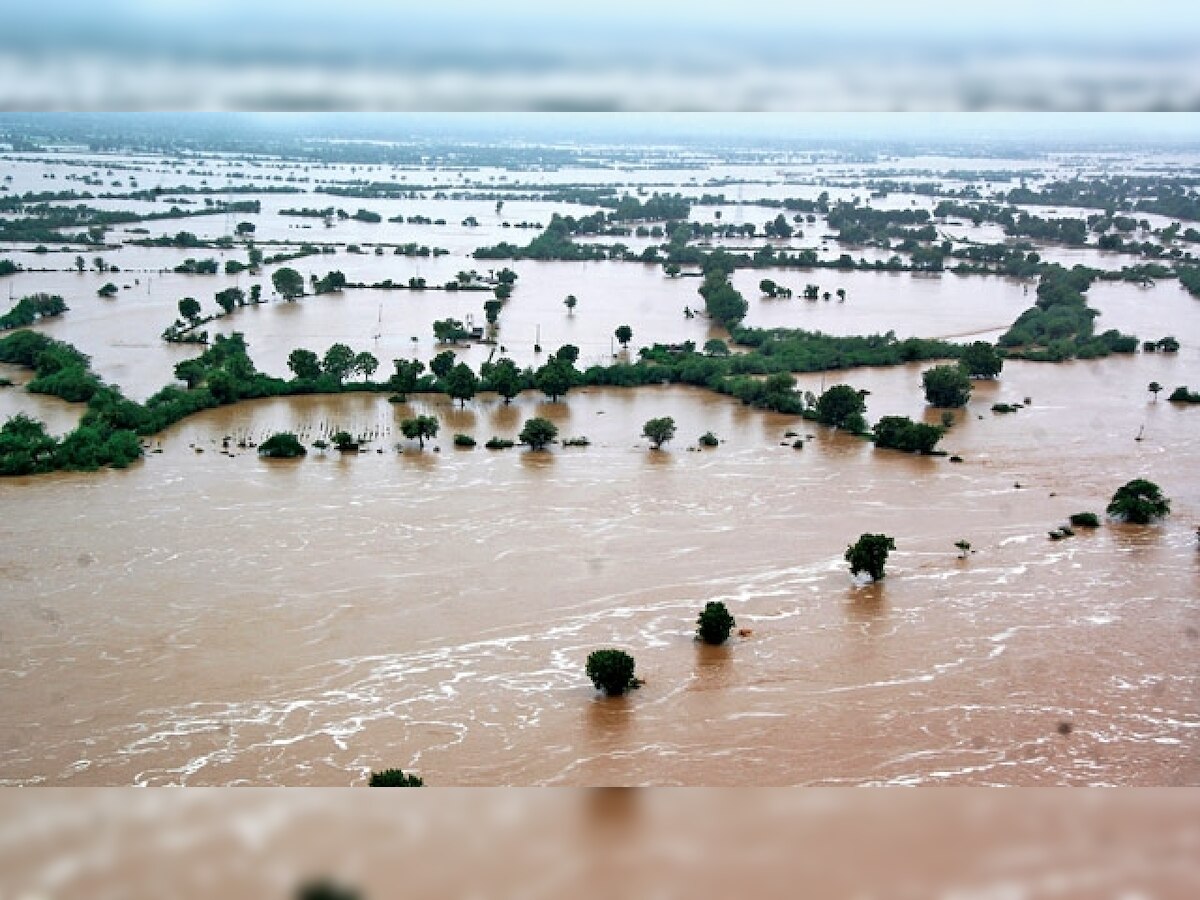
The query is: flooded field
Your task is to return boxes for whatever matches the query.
[1,130,1198,786]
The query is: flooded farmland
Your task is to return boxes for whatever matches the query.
[0,119,1197,786]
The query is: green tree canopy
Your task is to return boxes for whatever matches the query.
[959,341,1004,378]
[922,364,972,407]
[845,533,895,581]
[433,318,468,343]
[287,348,322,380]
[430,350,456,379]
[368,769,423,787]
[872,416,943,454]
[535,359,573,402]
[214,287,244,315]
[177,296,201,322]
[1106,479,1170,524]
[490,357,522,404]
[698,270,748,328]
[815,384,867,430]
[586,649,637,696]
[696,601,736,645]
[519,416,558,450]
[353,351,379,381]
[322,343,356,382]
[642,416,677,449]
[258,432,306,458]
[389,358,425,399]
[400,415,439,449]
[272,266,305,300]
[444,362,479,407]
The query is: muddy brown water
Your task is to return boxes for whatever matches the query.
[0,362,1196,786]
[1,149,1198,785]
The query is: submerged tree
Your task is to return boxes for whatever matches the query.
[519,417,558,450]
[272,266,305,300]
[444,362,479,407]
[177,296,201,323]
[535,359,573,402]
[872,415,943,454]
[400,415,439,449]
[845,533,896,581]
[490,357,522,404]
[696,601,736,645]
[959,341,1004,379]
[368,769,424,787]
[586,649,638,696]
[815,384,867,431]
[353,351,378,381]
[922,364,973,408]
[322,343,356,383]
[1106,479,1170,524]
[388,358,425,400]
[258,432,307,458]
[287,348,322,380]
[642,416,677,450]
[430,350,456,379]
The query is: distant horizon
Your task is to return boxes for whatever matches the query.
[3,113,1200,151]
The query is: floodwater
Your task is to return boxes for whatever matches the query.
[0,365,1196,786]
[1,146,1198,786]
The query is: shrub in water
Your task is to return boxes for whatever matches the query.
[368,768,424,786]
[1068,512,1100,527]
[586,649,637,696]
[845,533,895,581]
[258,432,306,458]
[696,601,736,645]
[453,433,476,448]
[1106,479,1170,524]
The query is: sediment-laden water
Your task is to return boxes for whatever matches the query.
[0,147,1197,785]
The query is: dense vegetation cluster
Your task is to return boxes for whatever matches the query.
[0,293,67,330]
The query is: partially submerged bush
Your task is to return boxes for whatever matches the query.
[698,431,719,448]
[586,649,638,696]
[872,415,943,453]
[696,601,736,645]
[485,436,514,450]
[331,430,359,451]
[296,879,362,900]
[1068,512,1100,527]
[453,433,476,448]
[1106,479,1170,524]
[519,417,557,450]
[258,432,306,458]
[642,416,677,449]
[368,768,424,787]
[845,533,895,581]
